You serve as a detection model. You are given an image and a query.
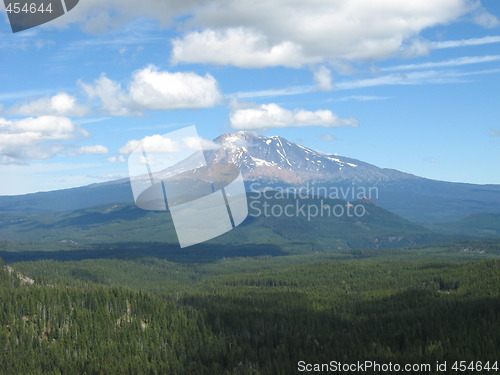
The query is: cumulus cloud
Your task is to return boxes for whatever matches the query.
[129,66,222,110]
[172,28,317,68]
[171,0,472,67]
[230,103,359,130]
[0,116,89,164]
[80,66,222,115]
[7,93,89,117]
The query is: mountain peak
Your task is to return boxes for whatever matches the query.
[216,131,262,144]
[208,131,414,184]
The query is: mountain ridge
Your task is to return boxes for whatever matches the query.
[0,193,451,253]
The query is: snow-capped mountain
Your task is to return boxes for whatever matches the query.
[205,131,416,184]
[1,131,500,223]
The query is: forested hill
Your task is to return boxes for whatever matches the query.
[1,255,499,374]
[0,260,224,374]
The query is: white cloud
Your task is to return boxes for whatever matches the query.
[172,28,317,68]
[129,65,222,110]
[171,0,471,67]
[0,116,89,164]
[314,66,334,91]
[80,66,222,115]
[490,130,500,137]
[69,145,109,156]
[230,103,359,130]
[8,93,89,117]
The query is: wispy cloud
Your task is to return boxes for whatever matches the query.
[490,130,500,137]
[336,70,469,90]
[431,36,500,50]
[382,55,500,72]
[126,123,193,131]
[53,19,163,60]
[0,29,53,51]
[340,68,500,90]
[63,34,162,52]
[230,67,500,100]
[75,117,111,125]
[228,85,314,99]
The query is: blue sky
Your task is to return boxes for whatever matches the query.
[1,0,500,194]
